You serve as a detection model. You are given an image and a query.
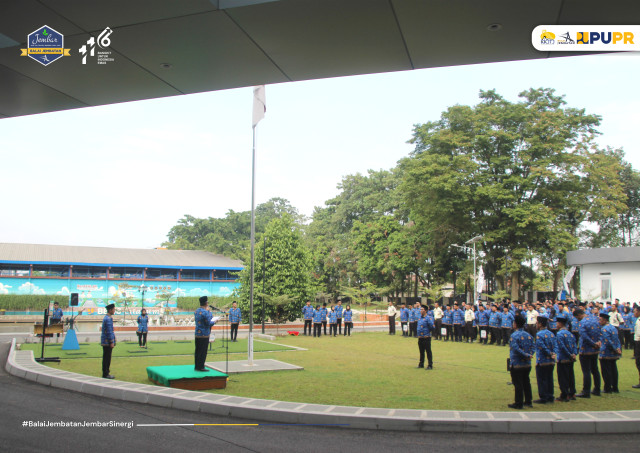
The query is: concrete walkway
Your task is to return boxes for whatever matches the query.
[5,339,640,433]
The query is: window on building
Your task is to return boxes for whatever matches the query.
[72,266,107,278]
[109,267,144,279]
[0,264,30,277]
[31,265,70,277]
[146,268,178,280]
[181,269,211,280]
[601,279,612,301]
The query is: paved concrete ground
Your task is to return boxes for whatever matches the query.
[207,359,304,374]
[5,338,640,434]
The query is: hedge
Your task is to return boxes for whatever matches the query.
[0,294,71,311]
[176,296,236,311]
[0,294,238,312]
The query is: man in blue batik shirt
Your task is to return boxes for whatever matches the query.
[312,305,323,337]
[500,306,515,346]
[442,305,453,341]
[452,303,464,342]
[489,304,501,345]
[555,315,577,401]
[51,301,64,341]
[101,303,117,379]
[400,303,409,337]
[51,302,63,323]
[477,304,490,344]
[417,305,435,370]
[228,301,241,342]
[598,312,622,393]
[409,302,420,338]
[508,315,535,409]
[534,316,557,404]
[335,300,344,335]
[194,296,220,371]
[302,301,314,335]
[574,308,602,398]
[321,302,328,335]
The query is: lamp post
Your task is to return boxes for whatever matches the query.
[262,236,266,334]
[452,235,482,304]
[138,284,148,324]
[466,235,483,303]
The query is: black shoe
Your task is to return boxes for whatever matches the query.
[591,390,601,396]
[103,375,115,379]
[508,403,523,409]
[524,403,533,408]
[416,365,424,368]
[533,399,547,404]
[555,397,568,402]
[602,389,612,394]
[632,384,640,389]
[576,393,590,398]
[426,366,433,370]
[612,389,619,393]
[568,395,576,401]
[195,368,209,372]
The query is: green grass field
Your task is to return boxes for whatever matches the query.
[20,338,294,359]
[31,332,640,412]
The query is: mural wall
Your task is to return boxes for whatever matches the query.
[0,277,239,314]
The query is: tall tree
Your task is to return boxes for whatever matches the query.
[582,149,640,248]
[400,88,627,300]
[162,197,303,262]
[236,213,313,323]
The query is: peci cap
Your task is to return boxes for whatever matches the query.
[105,303,115,311]
[199,295,208,305]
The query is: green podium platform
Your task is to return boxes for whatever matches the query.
[146,365,228,390]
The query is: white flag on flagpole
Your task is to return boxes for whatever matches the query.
[252,85,266,127]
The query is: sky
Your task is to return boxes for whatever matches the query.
[1,52,639,250]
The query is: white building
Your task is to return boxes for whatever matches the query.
[567,247,640,303]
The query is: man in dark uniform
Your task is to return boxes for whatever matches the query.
[51,301,64,342]
[335,300,344,335]
[508,315,535,409]
[417,305,435,370]
[574,308,602,398]
[101,303,116,379]
[533,315,556,404]
[555,314,577,402]
[228,301,241,342]
[194,296,219,371]
[302,301,313,335]
[321,302,328,335]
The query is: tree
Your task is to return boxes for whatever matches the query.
[162,197,304,262]
[306,169,405,298]
[236,213,313,323]
[582,149,640,248]
[341,282,387,322]
[400,88,627,301]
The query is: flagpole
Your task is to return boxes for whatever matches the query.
[248,85,265,366]
[248,124,256,366]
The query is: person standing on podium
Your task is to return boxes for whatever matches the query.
[194,296,220,371]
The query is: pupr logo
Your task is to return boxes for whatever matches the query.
[20,25,70,66]
[577,31,634,45]
[79,27,114,64]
